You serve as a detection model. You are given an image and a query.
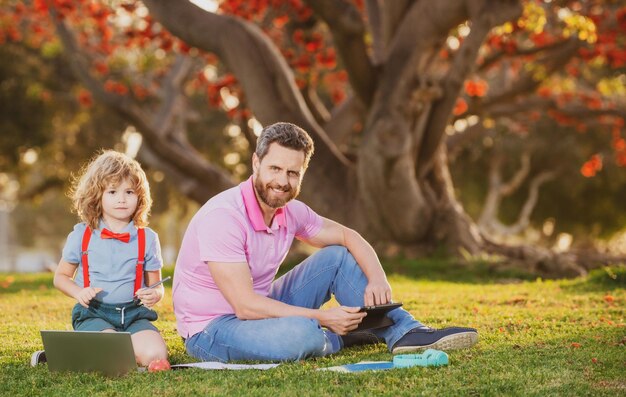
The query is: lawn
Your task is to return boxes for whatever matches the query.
[0,261,624,396]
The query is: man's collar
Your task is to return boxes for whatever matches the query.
[240,176,286,232]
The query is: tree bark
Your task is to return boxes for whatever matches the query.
[134,1,600,275]
[52,11,235,200]
[144,1,361,222]
[357,1,522,250]
[303,0,377,104]
[143,0,523,254]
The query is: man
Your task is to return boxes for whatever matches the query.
[173,122,477,362]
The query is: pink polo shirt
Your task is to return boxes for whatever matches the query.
[172,177,323,338]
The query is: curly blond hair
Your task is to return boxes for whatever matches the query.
[69,150,152,230]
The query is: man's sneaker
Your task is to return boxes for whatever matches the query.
[391,327,478,354]
[341,331,383,349]
[30,350,46,367]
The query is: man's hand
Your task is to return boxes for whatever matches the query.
[135,287,163,308]
[300,219,393,307]
[75,287,103,308]
[364,278,392,306]
[318,306,366,335]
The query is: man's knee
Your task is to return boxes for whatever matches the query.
[281,317,327,360]
[315,245,356,268]
[317,245,348,258]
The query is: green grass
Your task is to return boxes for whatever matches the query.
[0,262,624,396]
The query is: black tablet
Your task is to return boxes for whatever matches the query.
[354,302,403,331]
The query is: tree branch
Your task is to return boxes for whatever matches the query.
[382,0,466,102]
[52,14,149,124]
[558,105,626,120]
[482,96,554,117]
[142,0,357,220]
[153,55,195,137]
[303,0,378,105]
[487,170,556,236]
[51,11,235,200]
[418,0,523,176]
[479,150,556,238]
[500,152,530,196]
[483,96,626,122]
[323,95,366,149]
[510,170,556,234]
[365,0,385,65]
[135,145,219,204]
[301,83,330,125]
[381,0,414,46]
[446,122,492,161]
[143,0,351,168]
[481,37,580,109]
[366,0,468,140]
[479,38,571,72]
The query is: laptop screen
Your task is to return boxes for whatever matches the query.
[41,330,137,376]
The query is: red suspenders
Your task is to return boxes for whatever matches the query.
[135,228,145,294]
[81,227,92,288]
[81,226,145,294]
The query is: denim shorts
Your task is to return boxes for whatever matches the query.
[71,300,159,334]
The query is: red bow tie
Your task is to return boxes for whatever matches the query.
[101,228,131,243]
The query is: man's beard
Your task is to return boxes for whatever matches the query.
[254,175,300,209]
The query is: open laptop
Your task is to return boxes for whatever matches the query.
[40,330,137,376]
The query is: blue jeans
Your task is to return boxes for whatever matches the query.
[185,246,423,362]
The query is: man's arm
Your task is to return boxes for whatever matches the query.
[207,261,365,335]
[300,217,392,306]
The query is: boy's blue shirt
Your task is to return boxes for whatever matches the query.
[62,220,163,304]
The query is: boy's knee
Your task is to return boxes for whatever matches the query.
[136,344,168,366]
[132,331,168,366]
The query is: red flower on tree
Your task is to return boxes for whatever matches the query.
[580,154,603,177]
[77,89,92,108]
[464,80,488,97]
[453,98,468,115]
[93,61,109,76]
[273,15,289,28]
[104,80,128,95]
[316,49,336,69]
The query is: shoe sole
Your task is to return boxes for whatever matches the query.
[392,331,478,354]
[30,351,46,367]
[30,353,41,367]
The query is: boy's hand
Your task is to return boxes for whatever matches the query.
[135,287,162,308]
[75,287,103,308]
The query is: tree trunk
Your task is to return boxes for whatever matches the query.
[141,0,514,254]
[357,112,433,243]
[139,0,600,277]
[427,147,484,254]
[356,117,482,253]
[350,0,521,250]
